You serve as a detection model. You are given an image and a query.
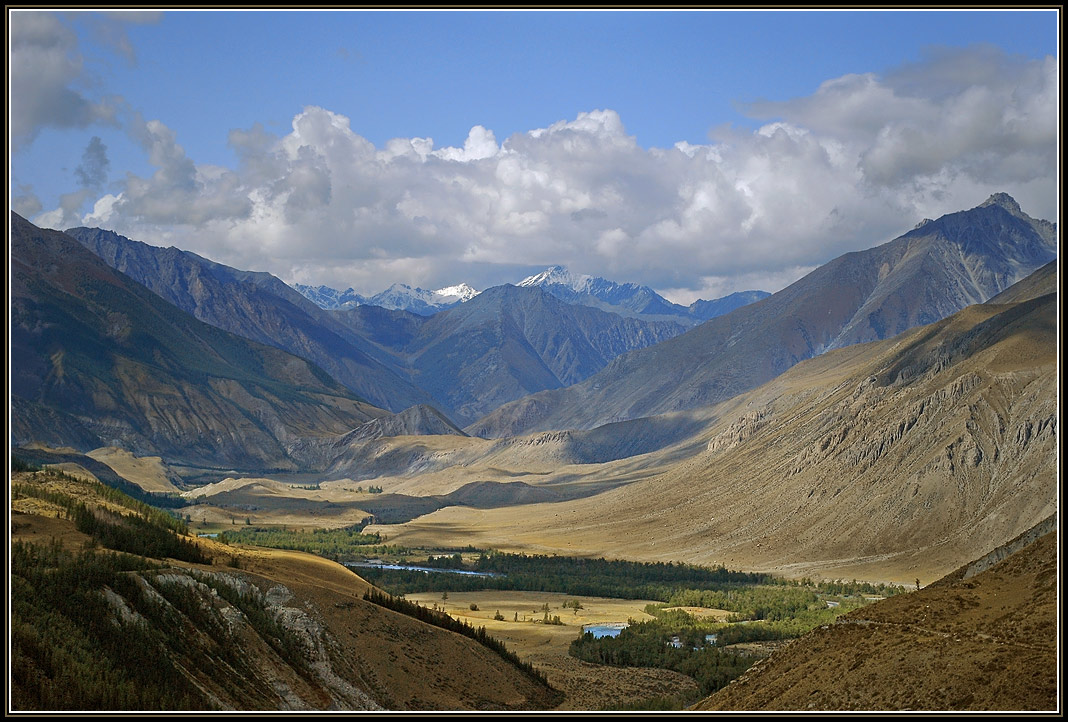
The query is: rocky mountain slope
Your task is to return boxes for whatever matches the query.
[470,193,1056,437]
[65,226,435,413]
[12,214,387,470]
[697,524,1058,711]
[375,274,1057,585]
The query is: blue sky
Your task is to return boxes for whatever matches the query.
[8,9,1060,302]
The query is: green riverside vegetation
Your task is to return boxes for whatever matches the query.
[352,549,904,709]
[219,523,409,561]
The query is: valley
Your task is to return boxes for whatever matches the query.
[8,192,1059,712]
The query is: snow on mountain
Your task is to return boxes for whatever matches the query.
[435,283,481,303]
[291,283,367,310]
[517,264,766,322]
[296,264,767,322]
[518,265,593,292]
[294,280,481,315]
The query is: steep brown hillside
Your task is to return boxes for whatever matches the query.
[10,468,559,711]
[697,527,1058,711]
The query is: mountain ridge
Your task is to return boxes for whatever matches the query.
[13,213,387,469]
[64,225,438,414]
[468,193,1057,437]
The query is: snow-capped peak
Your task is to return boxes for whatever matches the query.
[518,265,592,293]
[435,282,480,302]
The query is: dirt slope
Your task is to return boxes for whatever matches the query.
[697,528,1058,711]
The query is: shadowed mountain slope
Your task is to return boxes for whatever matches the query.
[11,214,386,470]
[65,226,435,413]
[469,194,1056,437]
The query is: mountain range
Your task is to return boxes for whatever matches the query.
[370,262,1058,584]
[331,284,687,424]
[469,193,1057,437]
[293,265,769,324]
[294,281,481,315]
[12,192,1054,471]
[517,265,770,323]
[64,226,692,427]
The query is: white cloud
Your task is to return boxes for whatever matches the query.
[9,12,119,145]
[74,46,1056,298]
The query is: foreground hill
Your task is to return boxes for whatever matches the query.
[471,193,1056,437]
[11,213,386,470]
[65,225,434,413]
[697,523,1057,711]
[373,279,1057,585]
[10,466,560,711]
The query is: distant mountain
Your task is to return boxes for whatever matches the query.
[687,290,771,321]
[65,226,436,414]
[297,266,766,324]
[291,283,368,310]
[12,213,387,469]
[294,281,480,315]
[332,284,689,425]
[368,282,480,315]
[470,193,1057,437]
[517,265,769,323]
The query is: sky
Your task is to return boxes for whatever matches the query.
[8,8,1060,303]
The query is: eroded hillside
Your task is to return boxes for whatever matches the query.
[10,467,560,711]
[697,524,1058,711]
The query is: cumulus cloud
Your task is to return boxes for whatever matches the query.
[746,45,1057,189]
[78,46,1056,298]
[9,11,119,146]
[34,188,94,230]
